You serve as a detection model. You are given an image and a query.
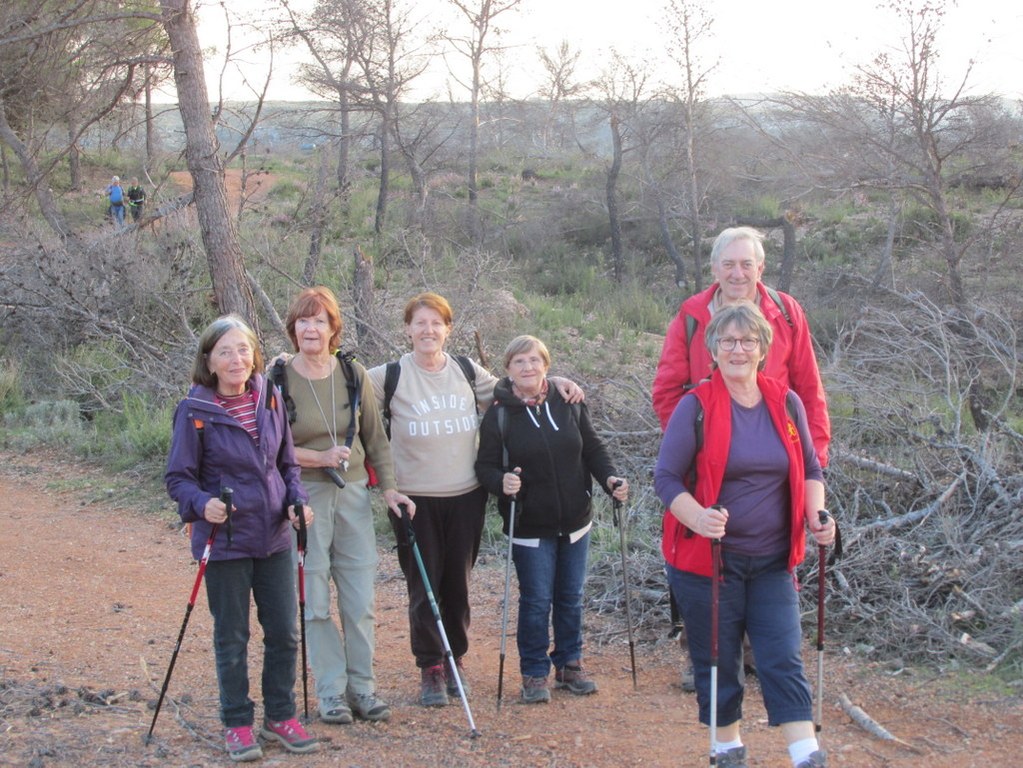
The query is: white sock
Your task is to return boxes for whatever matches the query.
[715,738,743,754]
[788,737,819,765]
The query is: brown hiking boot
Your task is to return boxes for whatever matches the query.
[520,675,551,704]
[420,664,449,707]
[554,663,598,695]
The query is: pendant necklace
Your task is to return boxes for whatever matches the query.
[306,359,340,466]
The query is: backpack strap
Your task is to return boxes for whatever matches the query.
[453,354,480,419]
[336,350,361,450]
[267,358,296,424]
[764,286,793,328]
[382,360,401,439]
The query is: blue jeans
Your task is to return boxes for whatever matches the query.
[205,549,298,727]
[666,552,812,728]
[513,532,590,677]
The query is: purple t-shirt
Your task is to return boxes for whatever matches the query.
[654,391,824,557]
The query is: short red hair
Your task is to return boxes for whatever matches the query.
[403,292,453,326]
[285,286,343,352]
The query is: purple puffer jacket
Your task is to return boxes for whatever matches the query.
[165,374,308,561]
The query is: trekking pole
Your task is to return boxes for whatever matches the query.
[401,504,481,739]
[815,509,829,741]
[709,524,722,766]
[611,480,637,689]
[497,470,520,710]
[296,501,309,721]
[145,487,231,744]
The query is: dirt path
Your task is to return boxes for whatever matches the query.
[1,448,1020,767]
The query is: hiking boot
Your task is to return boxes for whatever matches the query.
[420,664,449,707]
[520,675,551,704]
[680,664,696,693]
[554,663,598,695]
[318,695,353,724]
[796,750,827,768]
[714,745,749,768]
[446,658,470,697]
[346,691,391,722]
[260,717,318,754]
[224,725,263,762]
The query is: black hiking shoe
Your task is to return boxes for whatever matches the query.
[420,664,449,707]
[796,750,827,767]
[714,745,748,768]
[446,658,470,697]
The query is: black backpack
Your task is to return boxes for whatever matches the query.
[381,354,477,439]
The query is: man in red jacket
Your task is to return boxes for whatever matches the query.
[652,226,830,464]
[651,226,831,692]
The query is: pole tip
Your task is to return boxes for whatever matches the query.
[470,729,482,739]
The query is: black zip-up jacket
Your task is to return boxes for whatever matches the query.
[475,377,617,538]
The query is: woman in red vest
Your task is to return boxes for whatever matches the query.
[654,302,835,768]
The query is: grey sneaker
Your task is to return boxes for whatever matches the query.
[796,750,827,768]
[346,691,391,722]
[420,664,449,707]
[520,675,551,704]
[446,658,470,697]
[318,695,353,724]
[715,745,748,768]
[554,664,598,695]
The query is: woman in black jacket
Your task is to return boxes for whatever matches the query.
[476,335,629,704]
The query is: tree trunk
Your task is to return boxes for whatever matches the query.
[304,147,332,285]
[144,65,156,163]
[606,114,624,282]
[352,245,375,356]
[67,123,81,191]
[656,194,687,289]
[374,120,389,236]
[159,0,257,328]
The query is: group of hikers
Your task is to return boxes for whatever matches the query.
[158,225,836,768]
[105,175,146,227]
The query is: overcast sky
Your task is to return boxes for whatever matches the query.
[185,0,1023,102]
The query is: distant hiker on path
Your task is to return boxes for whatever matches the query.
[106,176,125,228]
[126,177,146,222]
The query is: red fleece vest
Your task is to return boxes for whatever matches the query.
[661,370,807,577]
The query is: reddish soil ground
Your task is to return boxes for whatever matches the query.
[1,447,1020,767]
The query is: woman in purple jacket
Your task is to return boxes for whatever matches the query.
[165,314,318,762]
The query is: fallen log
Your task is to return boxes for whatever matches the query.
[838,693,923,753]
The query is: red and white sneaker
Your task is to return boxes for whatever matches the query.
[224,725,263,762]
[260,717,318,754]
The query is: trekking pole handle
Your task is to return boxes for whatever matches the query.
[221,487,233,546]
[324,467,346,488]
[611,479,624,526]
[295,501,306,550]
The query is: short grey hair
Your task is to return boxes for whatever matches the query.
[191,314,264,387]
[705,301,773,368]
[502,334,551,371]
[710,226,766,266]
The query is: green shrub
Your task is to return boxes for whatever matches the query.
[0,359,26,418]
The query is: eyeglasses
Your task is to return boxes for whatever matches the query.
[717,337,760,352]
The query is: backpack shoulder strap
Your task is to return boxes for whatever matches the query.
[453,354,480,417]
[382,360,401,439]
[765,286,793,328]
[684,313,699,346]
[267,358,296,424]
[496,403,509,470]
[336,350,361,448]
